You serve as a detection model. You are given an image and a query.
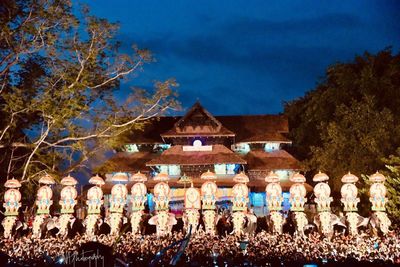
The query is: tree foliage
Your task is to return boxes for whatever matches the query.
[0,0,179,190]
[383,150,400,225]
[284,49,400,194]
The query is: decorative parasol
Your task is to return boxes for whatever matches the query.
[89,174,105,186]
[313,171,329,182]
[111,172,129,183]
[60,175,78,186]
[39,174,56,185]
[341,172,358,183]
[265,171,280,183]
[4,178,21,188]
[233,172,249,183]
[177,174,193,189]
[290,172,306,183]
[154,172,169,182]
[200,170,217,180]
[130,171,147,183]
[369,171,385,183]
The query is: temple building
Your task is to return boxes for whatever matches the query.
[100,102,310,216]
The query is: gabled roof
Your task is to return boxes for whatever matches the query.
[146,144,246,166]
[97,151,158,173]
[216,115,290,143]
[161,102,235,137]
[122,102,291,144]
[243,150,300,170]
[120,117,179,144]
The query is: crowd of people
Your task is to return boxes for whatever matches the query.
[1,216,400,267]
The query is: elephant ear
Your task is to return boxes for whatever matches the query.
[46,219,56,231]
[330,214,338,222]
[168,214,177,226]
[339,216,347,225]
[356,215,368,228]
[331,214,346,228]
[148,215,158,225]
[329,214,339,224]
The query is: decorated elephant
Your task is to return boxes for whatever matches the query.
[340,213,368,236]
[183,187,201,233]
[243,210,257,237]
[313,213,346,238]
[369,212,391,235]
[266,212,285,234]
[32,214,53,238]
[148,212,177,236]
[182,208,200,233]
[41,215,81,238]
[201,181,218,234]
[292,212,308,236]
[41,216,60,237]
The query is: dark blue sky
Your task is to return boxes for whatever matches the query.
[80,0,399,115]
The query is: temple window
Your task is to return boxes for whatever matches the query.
[226,164,236,174]
[124,144,139,153]
[168,165,181,176]
[232,143,250,154]
[159,165,168,174]
[275,170,293,180]
[214,164,226,175]
[264,143,280,152]
[214,164,240,175]
[153,144,171,152]
[157,165,181,176]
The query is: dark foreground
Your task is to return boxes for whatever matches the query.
[1,230,400,267]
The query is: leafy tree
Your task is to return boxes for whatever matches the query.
[383,150,400,225]
[284,49,400,196]
[0,0,179,197]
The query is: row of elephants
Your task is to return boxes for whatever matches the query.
[1,170,392,239]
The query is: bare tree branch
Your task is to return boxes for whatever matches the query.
[88,59,143,89]
[0,108,27,141]
[21,117,53,180]
[68,30,96,89]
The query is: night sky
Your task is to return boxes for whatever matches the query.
[80,0,399,115]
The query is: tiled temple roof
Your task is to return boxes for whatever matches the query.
[243,150,301,171]
[216,115,290,143]
[146,144,246,166]
[98,151,156,173]
[120,102,290,144]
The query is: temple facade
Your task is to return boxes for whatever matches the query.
[101,102,309,216]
